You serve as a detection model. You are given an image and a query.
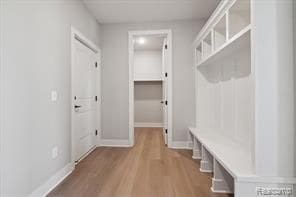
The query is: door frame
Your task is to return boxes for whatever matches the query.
[128,29,173,147]
[70,27,101,164]
[0,2,4,195]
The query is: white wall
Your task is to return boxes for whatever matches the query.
[134,50,162,80]
[294,0,296,176]
[1,1,100,196]
[101,20,204,141]
[134,82,163,125]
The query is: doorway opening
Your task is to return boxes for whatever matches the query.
[128,30,172,147]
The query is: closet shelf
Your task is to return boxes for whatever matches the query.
[196,25,251,68]
[134,78,163,82]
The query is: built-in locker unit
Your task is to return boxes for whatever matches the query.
[190,0,296,196]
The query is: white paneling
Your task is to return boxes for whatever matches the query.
[193,0,296,194]
[253,0,295,177]
[196,45,253,152]
[294,0,296,177]
[134,50,162,81]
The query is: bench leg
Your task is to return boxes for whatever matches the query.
[192,138,202,159]
[200,146,213,173]
[211,159,234,194]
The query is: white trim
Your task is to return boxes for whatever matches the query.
[128,29,173,148]
[74,146,96,164]
[95,50,102,147]
[100,139,131,147]
[0,1,4,196]
[192,155,202,160]
[29,163,75,197]
[210,187,232,194]
[170,141,193,149]
[163,132,168,145]
[134,122,164,128]
[200,168,213,173]
[193,0,235,47]
[72,28,98,53]
[70,26,101,164]
[236,176,296,184]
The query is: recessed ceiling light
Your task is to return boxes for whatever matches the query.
[138,37,146,45]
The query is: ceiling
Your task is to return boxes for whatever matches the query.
[134,36,165,51]
[82,0,220,24]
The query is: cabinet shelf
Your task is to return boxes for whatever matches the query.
[196,25,251,68]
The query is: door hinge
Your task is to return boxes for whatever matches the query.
[95,96,98,102]
[165,44,168,50]
[165,129,168,134]
[95,62,98,68]
[165,72,168,77]
[95,130,98,136]
[165,100,168,105]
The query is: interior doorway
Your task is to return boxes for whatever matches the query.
[71,27,101,164]
[128,30,172,147]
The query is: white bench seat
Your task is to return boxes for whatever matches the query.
[189,127,296,195]
[189,127,254,179]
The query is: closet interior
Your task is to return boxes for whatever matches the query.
[133,35,168,144]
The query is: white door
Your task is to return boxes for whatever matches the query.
[72,39,98,162]
[162,39,168,145]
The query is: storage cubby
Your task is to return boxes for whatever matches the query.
[213,15,226,50]
[202,32,212,59]
[195,44,202,64]
[228,0,250,38]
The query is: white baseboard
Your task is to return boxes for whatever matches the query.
[100,139,131,147]
[200,168,213,173]
[134,122,163,128]
[211,187,233,194]
[192,155,202,160]
[29,162,75,197]
[171,141,193,149]
[76,146,96,164]
[187,141,193,149]
[163,132,168,145]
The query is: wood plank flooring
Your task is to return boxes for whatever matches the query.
[48,128,233,197]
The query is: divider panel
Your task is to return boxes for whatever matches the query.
[211,159,234,193]
[200,146,213,173]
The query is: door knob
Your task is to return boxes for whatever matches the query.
[74,105,82,109]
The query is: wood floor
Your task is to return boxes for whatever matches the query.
[48,128,233,197]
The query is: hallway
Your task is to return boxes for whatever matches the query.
[48,128,232,197]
